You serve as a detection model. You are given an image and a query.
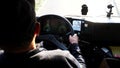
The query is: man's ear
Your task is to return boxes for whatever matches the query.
[34,22,40,36]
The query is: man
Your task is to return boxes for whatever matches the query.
[0,0,86,68]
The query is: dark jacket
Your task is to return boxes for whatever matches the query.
[0,46,85,68]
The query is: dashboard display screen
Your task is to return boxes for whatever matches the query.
[72,20,81,31]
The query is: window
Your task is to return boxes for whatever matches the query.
[35,0,120,17]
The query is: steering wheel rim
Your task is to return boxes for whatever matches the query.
[36,14,74,50]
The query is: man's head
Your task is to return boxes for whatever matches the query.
[0,0,38,50]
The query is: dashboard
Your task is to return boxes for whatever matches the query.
[66,17,120,46]
[66,17,120,58]
[36,14,120,68]
[37,14,120,46]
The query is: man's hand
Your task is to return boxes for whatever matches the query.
[69,34,79,44]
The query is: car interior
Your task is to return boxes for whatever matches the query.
[35,0,120,68]
[35,14,120,68]
[0,0,120,68]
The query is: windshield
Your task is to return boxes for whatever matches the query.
[35,0,120,17]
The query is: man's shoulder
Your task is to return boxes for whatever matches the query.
[35,49,72,59]
[37,49,81,68]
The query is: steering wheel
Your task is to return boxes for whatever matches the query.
[36,14,74,50]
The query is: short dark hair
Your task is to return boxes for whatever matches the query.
[0,0,36,48]
[27,0,35,9]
